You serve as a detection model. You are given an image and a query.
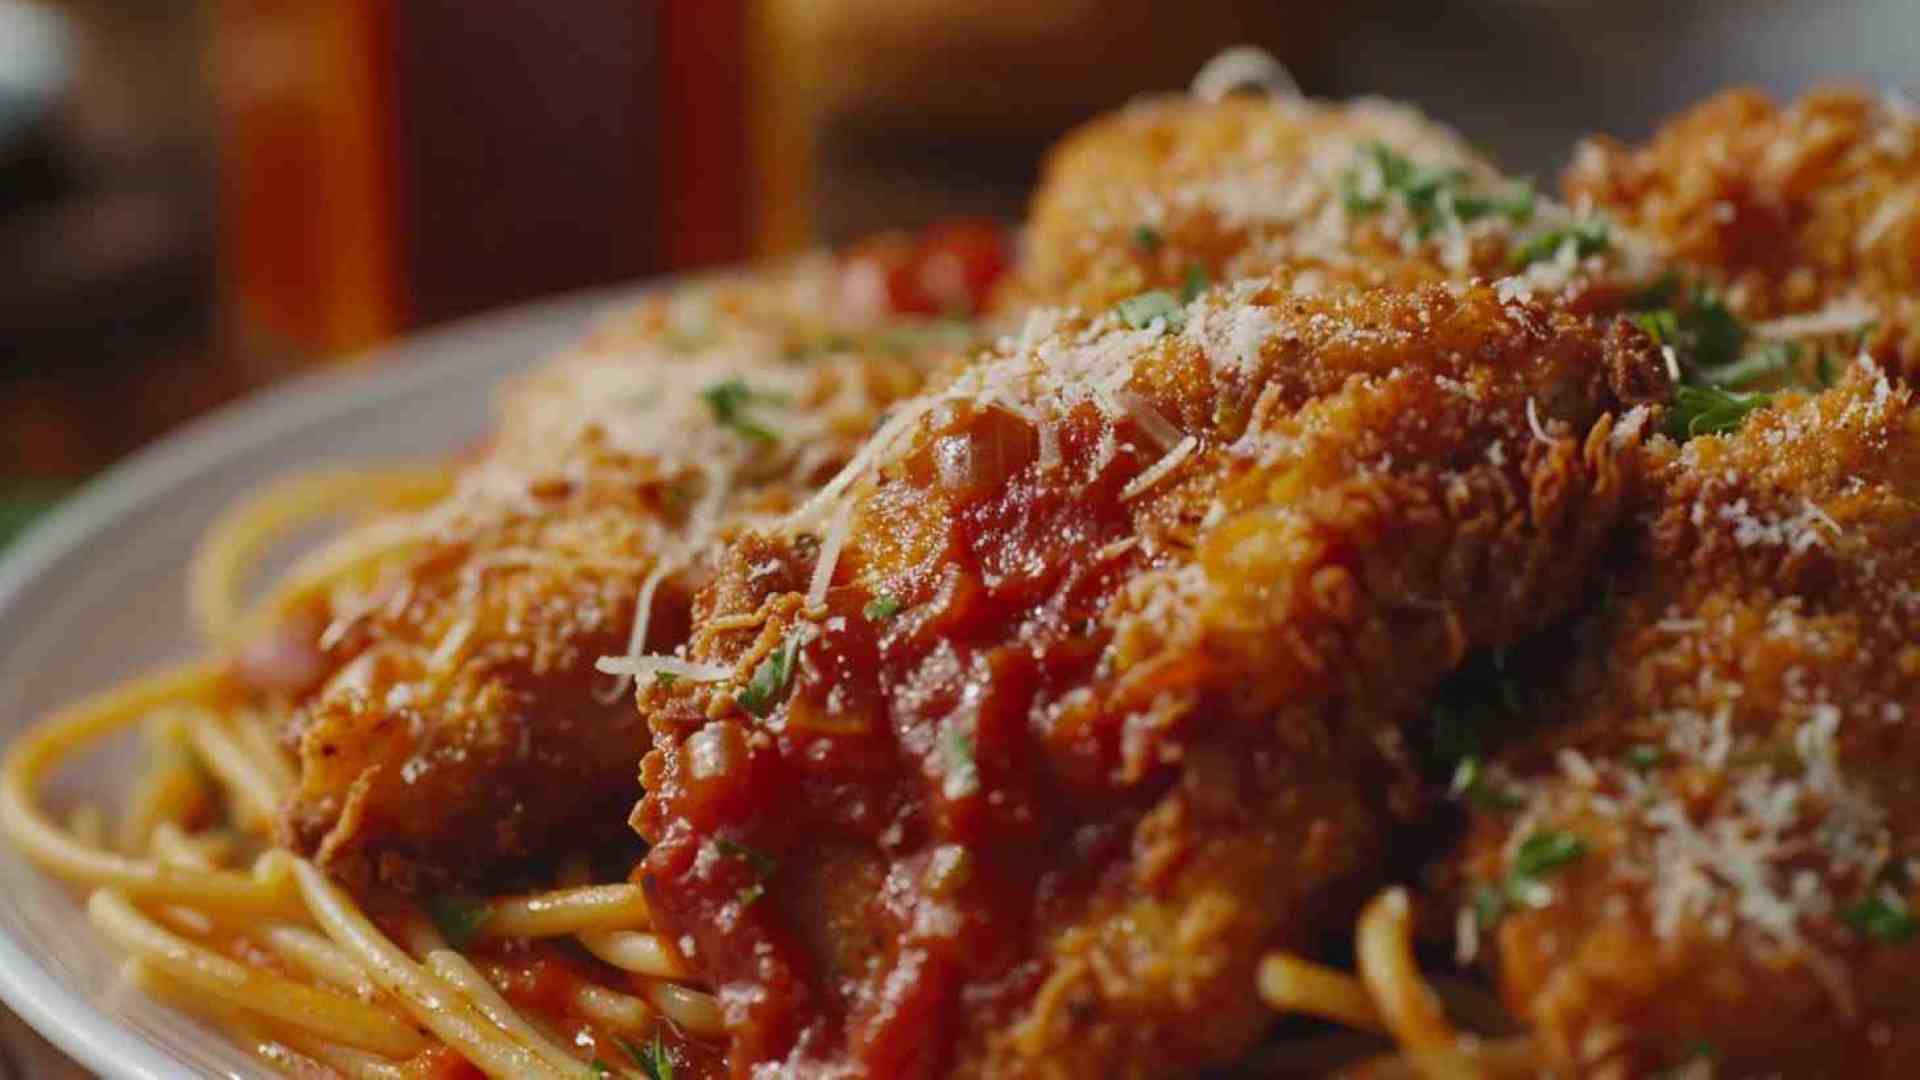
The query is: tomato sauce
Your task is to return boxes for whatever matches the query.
[639,400,1203,1075]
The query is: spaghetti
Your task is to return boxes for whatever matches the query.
[1,469,724,1078]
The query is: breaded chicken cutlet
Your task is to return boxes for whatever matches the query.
[1002,92,1661,316]
[629,277,1668,1078]
[1454,366,1920,1077]
[255,244,1004,891]
[1569,87,1920,383]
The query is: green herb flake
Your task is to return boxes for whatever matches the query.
[1513,830,1586,876]
[863,594,902,621]
[1844,890,1916,943]
[587,1061,615,1078]
[1491,830,1588,914]
[1114,290,1186,332]
[425,891,491,950]
[700,378,783,443]
[1179,264,1210,304]
[1473,883,1507,930]
[1668,385,1773,439]
[1340,142,1534,241]
[1698,340,1800,389]
[1635,309,1680,346]
[1452,179,1537,226]
[714,838,777,877]
[653,671,680,688]
[1509,218,1610,270]
[1624,744,1664,770]
[1448,755,1521,812]
[1131,224,1164,254]
[619,1032,677,1080]
[737,633,803,717]
[1674,290,1747,370]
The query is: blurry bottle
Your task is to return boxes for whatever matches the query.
[213,2,741,367]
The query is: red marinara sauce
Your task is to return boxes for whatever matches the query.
[841,218,1013,317]
[638,398,1201,1075]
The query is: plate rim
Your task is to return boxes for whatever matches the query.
[0,284,626,1078]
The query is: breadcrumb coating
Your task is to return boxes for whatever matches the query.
[1458,365,1920,1076]
[275,258,975,890]
[1568,87,1920,381]
[632,279,1666,1077]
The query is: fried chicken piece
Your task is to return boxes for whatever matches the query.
[631,278,1668,1077]
[1455,365,1920,1076]
[265,250,993,891]
[1001,92,1657,316]
[1567,87,1920,379]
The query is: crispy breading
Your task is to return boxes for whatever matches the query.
[1002,93,1655,317]
[1567,87,1920,379]
[272,260,974,891]
[1457,366,1920,1077]
[631,279,1666,1077]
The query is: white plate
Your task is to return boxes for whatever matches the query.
[0,286,629,1078]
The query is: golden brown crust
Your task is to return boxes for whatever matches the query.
[275,260,979,890]
[633,279,1667,1077]
[1567,86,1920,380]
[1004,94,1598,315]
[1459,368,1920,1076]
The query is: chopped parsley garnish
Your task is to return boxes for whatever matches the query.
[942,723,979,798]
[653,671,680,688]
[1698,340,1800,389]
[1666,290,1746,370]
[1511,831,1586,889]
[1341,142,1534,241]
[1631,284,1815,438]
[1449,755,1522,811]
[863,594,902,621]
[425,891,491,950]
[1473,883,1507,930]
[1624,744,1664,770]
[1179,264,1210,303]
[1844,889,1915,943]
[1131,224,1164,254]
[619,1032,676,1080]
[700,378,783,443]
[714,838,778,906]
[588,1061,614,1078]
[1668,385,1773,438]
[1482,830,1588,921]
[737,633,803,717]
[1115,290,1186,332]
[1509,218,1610,270]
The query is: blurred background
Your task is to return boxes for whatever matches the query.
[0,0,1915,546]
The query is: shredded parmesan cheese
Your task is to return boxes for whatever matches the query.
[1120,436,1199,500]
[807,500,855,609]
[594,656,734,683]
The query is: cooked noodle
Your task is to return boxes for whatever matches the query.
[0,469,723,1077]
